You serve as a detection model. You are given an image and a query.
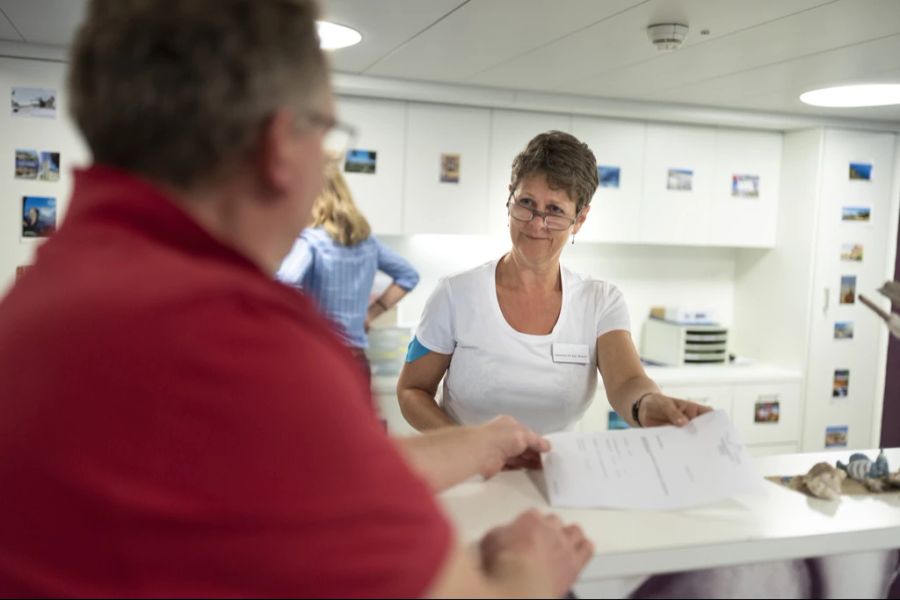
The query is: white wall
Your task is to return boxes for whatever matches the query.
[380,233,738,348]
[0,56,89,295]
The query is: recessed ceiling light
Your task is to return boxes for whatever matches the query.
[800,84,900,107]
[316,20,361,50]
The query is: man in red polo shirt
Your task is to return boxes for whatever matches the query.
[0,0,592,597]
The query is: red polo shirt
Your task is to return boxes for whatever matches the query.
[0,166,451,597]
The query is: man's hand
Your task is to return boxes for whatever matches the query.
[639,393,712,427]
[480,509,593,598]
[475,416,550,479]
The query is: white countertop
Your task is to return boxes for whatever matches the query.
[638,363,803,386]
[437,448,900,582]
[375,363,803,392]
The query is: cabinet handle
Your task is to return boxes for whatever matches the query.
[823,288,830,314]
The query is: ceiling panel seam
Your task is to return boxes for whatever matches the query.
[0,5,25,42]
[360,0,471,74]
[461,0,653,83]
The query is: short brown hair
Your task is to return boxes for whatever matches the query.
[510,131,599,213]
[68,0,329,187]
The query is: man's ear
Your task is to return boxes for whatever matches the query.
[257,108,297,194]
[573,203,590,234]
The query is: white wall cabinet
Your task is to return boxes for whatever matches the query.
[803,130,897,450]
[639,124,716,245]
[572,117,645,243]
[732,382,801,446]
[336,97,407,235]
[658,383,733,416]
[338,95,782,249]
[734,128,900,451]
[577,365,802,456]
[707,129,783,248]
[402,103,491,235]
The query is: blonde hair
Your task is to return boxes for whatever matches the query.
[312,160,371,246]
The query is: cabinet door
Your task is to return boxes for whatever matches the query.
[707,129,782,248]
[732,382,800,445]
[487,109,572,238]
[336,96,406,235]
[403,104,491,234]
[572,117,645,243]
[659,384,733,417]
[640,124,715,245]
[802,130,897,451]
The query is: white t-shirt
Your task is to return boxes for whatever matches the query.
[415,258,631,434]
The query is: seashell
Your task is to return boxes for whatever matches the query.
[887,471,900,489]
[868,450,890,478]
[803,462,846,500]
[864,478,886,493]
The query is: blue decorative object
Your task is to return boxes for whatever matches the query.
[837,453,872,482]
[869,449,890,478]
[836,450,891,481]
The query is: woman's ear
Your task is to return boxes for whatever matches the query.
[573,203,591,234]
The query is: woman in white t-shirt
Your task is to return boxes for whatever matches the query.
[397,130,711,439]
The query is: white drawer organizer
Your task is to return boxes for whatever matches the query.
[579,364,804,457]
[641,319,729,365]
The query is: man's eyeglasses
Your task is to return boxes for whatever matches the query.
[507,195,579,231]
[300,111,357,158]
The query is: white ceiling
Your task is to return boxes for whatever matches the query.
[2,0,900,122]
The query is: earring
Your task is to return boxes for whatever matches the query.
[571,234,576,245]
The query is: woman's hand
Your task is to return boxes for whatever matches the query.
[638,393,712,427]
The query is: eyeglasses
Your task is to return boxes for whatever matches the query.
[299,111,357,158]
[507,195,579,231]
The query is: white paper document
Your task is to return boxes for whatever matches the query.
[542,411,765,510]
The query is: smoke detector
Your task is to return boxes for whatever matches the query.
[647,23,689,52]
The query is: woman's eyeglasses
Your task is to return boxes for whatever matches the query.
[506,195,579,231]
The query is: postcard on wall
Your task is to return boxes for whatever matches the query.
[607,410,629,430]
[344,149,376,174]
[840,243,864,262]
[840,275,857,304]
[14,149,39,179]
[825,425,848,448]
[832,369,849,398]
[731,174,759,198]
[667,168,693,191]
[834,321,854,339]
[21,196,57,239]
[598,165,620,188]
[11,86,57,118]
[841,206,871,222]
[753,397,780,423]
[440,153,460,183]
[38,152,60,182]
[849,162,872,181]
